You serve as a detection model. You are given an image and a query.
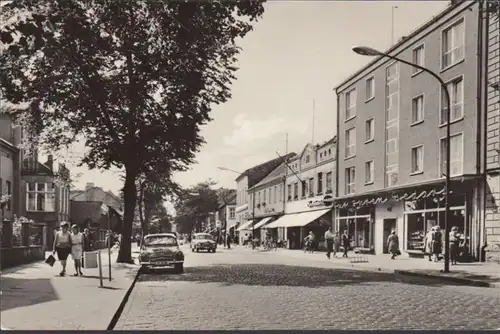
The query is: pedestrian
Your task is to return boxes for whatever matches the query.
[333,231,341,258]
[449,226,460,265]
[226,233,232,249]
[52,221,73,277]
[324,226,334,259]
[341,230,350,258]
[423,228,434,261]
[82,228,92,268]
[432,226,443,262]
[71,225,84,276]
[387,229,399,260]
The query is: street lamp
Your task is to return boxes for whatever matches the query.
[353,46,452,273]
[218,166,257,249]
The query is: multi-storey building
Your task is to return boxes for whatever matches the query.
[234,154,295,244]
[214,189,237,239]
[483,0,500,262]
[265,137,336,249]
[0,113,21,222]
[334,0,488,258]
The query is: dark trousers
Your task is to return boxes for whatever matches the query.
[326,240,334,258]
[343,244,349,258]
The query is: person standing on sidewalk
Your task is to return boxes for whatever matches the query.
[81,228,92,268]
[449,226,460,265]
[423,228,434,262]
[324,226,334,259]
[387,229,399,260]
[333,232,341,258]
[52,221,73,277]
[341,230,350,258]
[432,226,443,262]
[226,232,232,249]
[71,225,84,276]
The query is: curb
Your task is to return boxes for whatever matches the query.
[394,269,500,288]
[106,262,141,330]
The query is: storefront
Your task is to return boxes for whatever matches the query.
[266,194,334,250]
[404,192,470,257]
[335,207,374,252]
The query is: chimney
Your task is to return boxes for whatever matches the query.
[46,155,53,171]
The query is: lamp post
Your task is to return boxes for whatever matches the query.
[218,166,257,249]
[352,46,452,273]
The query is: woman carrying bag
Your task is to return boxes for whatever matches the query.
[52,221,73,277]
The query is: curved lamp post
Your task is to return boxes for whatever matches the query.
[353,46,452,273]
[218,166,257,249]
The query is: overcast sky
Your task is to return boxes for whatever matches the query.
[58,1,449,211]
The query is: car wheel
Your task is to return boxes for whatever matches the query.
[196,248,199,253]
[213,249,216,253]
[174,263,184,274]
[191,247,195,252]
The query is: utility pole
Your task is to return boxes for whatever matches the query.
[391,5,398,45]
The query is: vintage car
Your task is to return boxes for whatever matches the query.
[139,233,184,273]
[190,233,217,253]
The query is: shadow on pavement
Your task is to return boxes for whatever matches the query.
[408,269,500,284]
[138,263,470,288]
[0,277,57,312]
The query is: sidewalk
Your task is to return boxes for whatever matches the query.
[254,247,500,288]
[0,246,140,330]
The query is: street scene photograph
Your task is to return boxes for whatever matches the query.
[0,0,499,331]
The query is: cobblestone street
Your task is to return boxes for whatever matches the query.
[115,246,500,330]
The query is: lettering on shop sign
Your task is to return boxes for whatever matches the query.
[307,195,334,208]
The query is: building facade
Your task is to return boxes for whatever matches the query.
[335,1,486,257]
[71,182,123,212]
[0,113,21,221]
[483,0,500,262]
[265,138,336,249]
[234,154,295,244]
[215,190,237,239]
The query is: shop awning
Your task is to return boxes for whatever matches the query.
[253,217,273,229]
[266,209,331,228]
[236,220,254,232]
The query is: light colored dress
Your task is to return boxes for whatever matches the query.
[71,232,84,260]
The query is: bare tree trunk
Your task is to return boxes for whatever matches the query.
[117,165,138,264]
[138,181,147,236]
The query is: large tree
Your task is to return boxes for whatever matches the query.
[0,0,265,262]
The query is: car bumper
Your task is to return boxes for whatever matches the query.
[140,260,183,268]
[194,245,216,249]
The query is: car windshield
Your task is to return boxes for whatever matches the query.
[195,234,212,240]
[144,236,177,247]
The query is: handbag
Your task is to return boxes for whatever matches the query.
[45,254,56,267]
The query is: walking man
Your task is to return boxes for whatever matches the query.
[324,226,334,259]
[342,230,350,258]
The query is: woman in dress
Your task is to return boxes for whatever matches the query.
[387,229,399,260]
[432,226,443,262]
[71,224,84,276]
[52,221,72,276]
[423,227,434,262]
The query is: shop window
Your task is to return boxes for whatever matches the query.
[438,209,466,234]
[406,213,426,251]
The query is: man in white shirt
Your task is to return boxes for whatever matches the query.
[324,226,334,259]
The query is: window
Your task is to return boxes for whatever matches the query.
[6,180,12,210]
[274,186,277,203]
[287,184,292,201]
[263,189,266,204]
[440,133,463,177]
[317,172,323,194]
[257,191,261,204]
[328,149,331,155]
[442,19,465,69]
[345,128,356,157]
[320,152,323,158]
[411,145,424,174]
[365,119,374,142]
[412,45,425,74]
[301,180,307,198]
[293,182,299,200]
[345,89,357,119]
[308,178,314,197]
[365,161,374,184]
[440,76,464,125]
[279,184,283,202]
[345,167,356,195]
[26,182,55,212]
[326,172,333,193]
[305,155,310,163]
[268,188,271,204]
[411,95,424,124]
[229,208,236,219]
[366,77,374,101]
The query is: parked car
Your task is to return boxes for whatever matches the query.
[138,233,184,273]
[191,233,217,253]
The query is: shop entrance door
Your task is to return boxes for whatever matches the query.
[383,219,396,254]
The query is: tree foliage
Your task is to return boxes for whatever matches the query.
[173,180,220,235]
[0,0,265,262]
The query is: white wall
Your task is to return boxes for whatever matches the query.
[374,200,404,255]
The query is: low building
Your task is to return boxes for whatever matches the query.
[265,137,336,249]
[234,154,296,244]
[71,182,123,212]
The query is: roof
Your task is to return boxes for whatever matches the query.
[217,189,237,209]
[317,136,337,149]
[334,1,467,91]
[236,153,296,187]
[251,158,296,190]
[71,186,122,203]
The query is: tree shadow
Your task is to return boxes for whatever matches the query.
[0,277,58,312]
[407,269,500,283]
[138,263,472,288]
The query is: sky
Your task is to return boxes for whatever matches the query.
[51,0,450,212]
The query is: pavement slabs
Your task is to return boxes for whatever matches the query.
[0,247,140,330]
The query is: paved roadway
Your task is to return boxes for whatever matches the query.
[116,245,500,331]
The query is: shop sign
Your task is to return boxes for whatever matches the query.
[307,195,334,208]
